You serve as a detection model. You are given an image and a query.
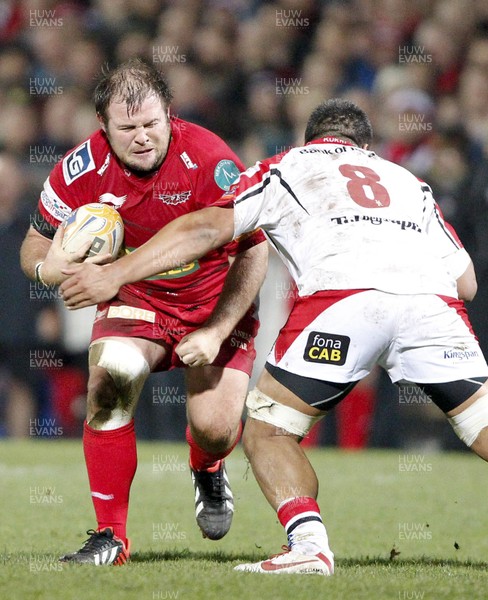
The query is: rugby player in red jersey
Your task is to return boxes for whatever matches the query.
[20,58,267,565]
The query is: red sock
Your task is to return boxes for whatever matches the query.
[278,496,322,529]
[83,420,137,546]
[186,421,242,471]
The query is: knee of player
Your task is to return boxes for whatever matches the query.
[87,366,118,412]
[88,339,150,403]
[192,425,235,454]
[86,367,134,429]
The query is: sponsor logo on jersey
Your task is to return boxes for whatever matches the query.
[97,152,111,176]
[148,261,199,280]
[155,262,199,279]
[40,188,72,221]
[158,191,192,205]
[321,136,354,145]
[214,159,240,191]
[180,151,198,169]
[303,331,350,365]
[99,192,127,208]
[330,214,422,232]
[124,247,200,279]
[62,141,95,185]
[299,145,358,155]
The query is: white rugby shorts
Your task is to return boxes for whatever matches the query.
[267,290,488,384]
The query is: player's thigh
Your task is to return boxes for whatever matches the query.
[185,365,249,432]
[385,295,488,396]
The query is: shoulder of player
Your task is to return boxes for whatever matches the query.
[172,117,224,148]
[245,148,299,183]
[415,176,433,193]
[370,151,429,188]
[232,155,281,197]
[171,117,243,168]
[58,129,111,187]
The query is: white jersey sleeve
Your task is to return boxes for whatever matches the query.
[233,161,277,235]
[233,140,465,298]
[421,184,470,280]
[444,248,470,280]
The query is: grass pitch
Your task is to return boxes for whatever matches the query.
[0,440,487,600]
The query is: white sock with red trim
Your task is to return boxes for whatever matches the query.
[277,496,334,563]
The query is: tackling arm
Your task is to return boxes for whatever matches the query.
[61,206,236,308]
[115,206,235,284]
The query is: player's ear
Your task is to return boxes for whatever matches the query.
[163,102,171,121]
[97,113,106,132]
[362,144,369,150]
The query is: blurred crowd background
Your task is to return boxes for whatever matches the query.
[2,0,488,451]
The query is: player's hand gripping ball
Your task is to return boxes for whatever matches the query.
[62,203,124,259]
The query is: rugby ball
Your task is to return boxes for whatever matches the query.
[62,203,124,258]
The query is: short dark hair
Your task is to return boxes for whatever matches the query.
[94,57,173,124]
[304,98,373,147]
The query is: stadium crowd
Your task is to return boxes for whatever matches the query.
[2,0,488,449]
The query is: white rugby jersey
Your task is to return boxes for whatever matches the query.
[231,137,468,297]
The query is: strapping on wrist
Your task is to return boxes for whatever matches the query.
[35,261,47,286]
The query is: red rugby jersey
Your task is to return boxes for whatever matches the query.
[37,117,265,305]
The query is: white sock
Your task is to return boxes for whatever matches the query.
[278,496,333,559]
[288,519,333,557]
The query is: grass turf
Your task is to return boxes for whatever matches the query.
[0,440,487,599]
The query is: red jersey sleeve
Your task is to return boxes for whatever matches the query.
[38,132,108,228]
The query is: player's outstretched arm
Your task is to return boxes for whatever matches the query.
[60,206,235,309]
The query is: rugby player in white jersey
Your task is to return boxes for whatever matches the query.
[61,99,488,575]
